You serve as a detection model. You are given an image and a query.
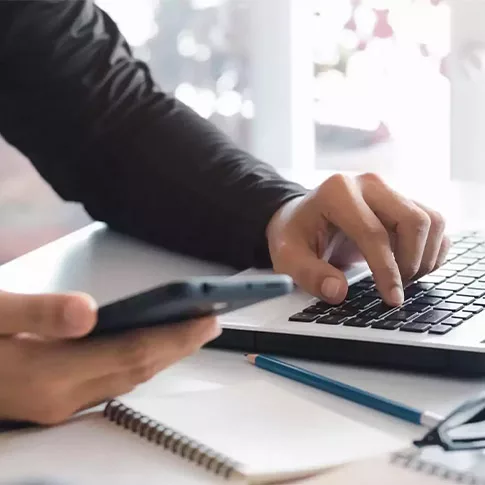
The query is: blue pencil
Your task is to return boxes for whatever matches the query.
[246,354,442,428]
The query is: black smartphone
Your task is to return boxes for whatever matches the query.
[90,274,294,336]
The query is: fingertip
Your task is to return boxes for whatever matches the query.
[62,292,98,337]
[320,276,348,304]
[386,286,404,307]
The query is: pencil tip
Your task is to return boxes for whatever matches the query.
[246,354,257,364]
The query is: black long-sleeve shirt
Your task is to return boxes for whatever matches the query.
[0,0,306,269]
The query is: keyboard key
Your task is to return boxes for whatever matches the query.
[360,303,395,320]
[447,248,468,256]
[457,288,485,298]
[364,289,380,298]
[343,316,374,328]
[473,298,485,307]
[458,270,485,279]
[435,302,464,312]
[414,282,435,291]
[454,257,480,265]
[463,237,485,244]
[448,276,475,286]
[469,282,485,290]
[470,264,485,272]
[302,305,323,314]
[403,303,430,313]
[403,284,425,300]
[431,269,457,278]
[400,322,432,333]
[414,296,442,306]
[426,289,453,299]
[463,305,484,314]
[354,281,374,290]
[446,295,475,305]
[442,263,468,272]
[329,308,354,318]
[452,311,474,320]
[371,320,402,330]
[429,325,453,335]
[345,287,365,300]
[346,297,378,311]
[316,314,346,325]
[435,283,465,292]
[388,310,419,322]
[454,242,478,249]
[419,275,446,284]
[442,317,463,327]
[289,313,319,322]
[315,301,337,312]
[414,310,452,325]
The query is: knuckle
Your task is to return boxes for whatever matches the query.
[323,173,351,192]
[362,223,388,242]
[403,209,431,235]
[358,172,384,187]
[427,209,446,232]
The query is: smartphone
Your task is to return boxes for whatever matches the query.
[90,274,294,336]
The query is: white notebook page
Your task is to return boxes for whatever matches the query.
[121,380,405,481]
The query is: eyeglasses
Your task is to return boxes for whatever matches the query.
[414,392,485,452]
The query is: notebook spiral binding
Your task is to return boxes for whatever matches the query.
[104,400,241,480]
[391,449,485,485]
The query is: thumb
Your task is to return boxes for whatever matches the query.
[277,242,348,304]
[0,291,97,338]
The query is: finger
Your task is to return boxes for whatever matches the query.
[57,317,221,383]
[273,236,348,304]
[412,201,446,279]
[0,291,97,338]
[360,178,431,283]
[434,234,451,271]
[317,174,403,306]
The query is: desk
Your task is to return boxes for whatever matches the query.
[2,174,485,480]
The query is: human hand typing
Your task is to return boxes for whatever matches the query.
[266,173,450,307]
[0,291,220,425]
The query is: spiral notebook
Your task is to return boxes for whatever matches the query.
[98,380,405,484]
[291,447,485,485]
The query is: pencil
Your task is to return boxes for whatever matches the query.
[246,354,442,428]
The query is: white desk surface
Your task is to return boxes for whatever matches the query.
[2,171,485,479]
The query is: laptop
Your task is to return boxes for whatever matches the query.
[216,230,485,376]
[1,223,485,376]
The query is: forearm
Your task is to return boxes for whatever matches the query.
[0,0,306,268]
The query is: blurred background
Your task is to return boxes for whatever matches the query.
[0,0,451,263]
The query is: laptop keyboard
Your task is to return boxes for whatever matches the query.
[289,231,485,335]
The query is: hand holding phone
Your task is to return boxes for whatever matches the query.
[90,274,294,336]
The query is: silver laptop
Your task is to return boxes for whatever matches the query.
[218,231,485,375]
[1,223,485,376]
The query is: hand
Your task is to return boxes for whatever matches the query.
[0,291,220,425]
[266,173,450,307]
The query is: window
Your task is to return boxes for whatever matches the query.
[96,0,485,182]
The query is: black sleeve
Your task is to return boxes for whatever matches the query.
[0,0,306,269]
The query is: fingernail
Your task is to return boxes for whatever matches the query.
[389,286,404,306]
[63,295,97,336]
[321,277,343,300]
